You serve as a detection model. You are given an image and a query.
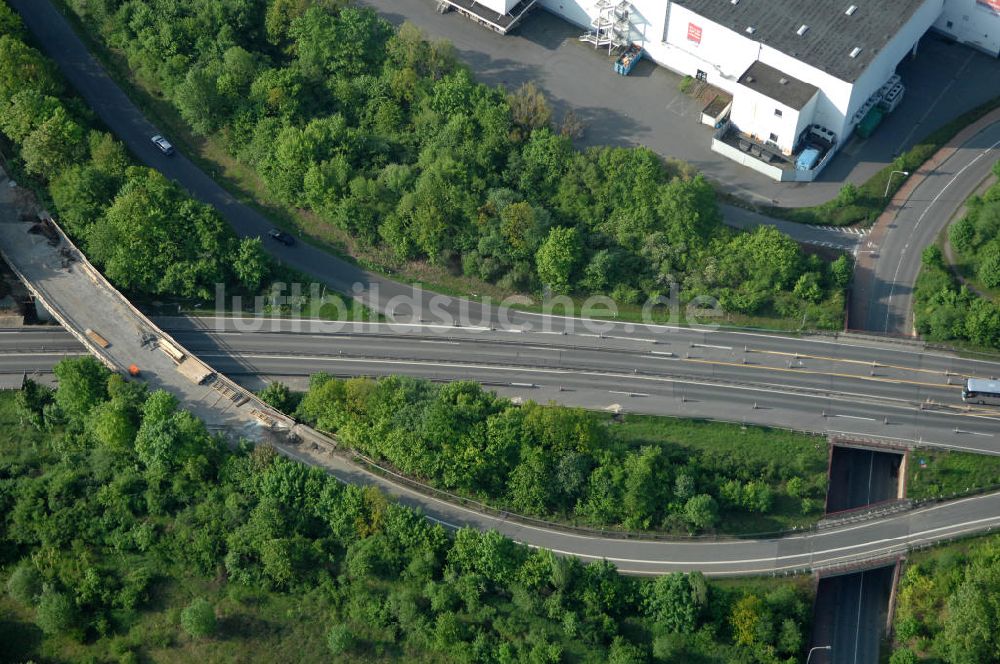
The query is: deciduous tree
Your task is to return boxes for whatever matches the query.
[536,226,582,294]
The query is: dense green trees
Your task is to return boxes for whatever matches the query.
[536,226,583,293]
[914,164,1000,350]
[0,12,271,300]
[1,358,811,662]
[34,589,81,638]
[293,374,825,534]
[86,168,241,299]
[62,0,845,324]
[5,562,41,605]
[892,535,1000,663]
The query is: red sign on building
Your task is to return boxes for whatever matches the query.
[687,22,703,44]
[977,0,1000,12]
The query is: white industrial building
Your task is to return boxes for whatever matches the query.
[440,0,1000,181]
[936,0,1000,56]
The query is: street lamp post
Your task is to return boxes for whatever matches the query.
[884,170,910,198]
[806,645,832,663]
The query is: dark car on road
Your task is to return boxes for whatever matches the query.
[268,229,295,246]
[150,135,174,155]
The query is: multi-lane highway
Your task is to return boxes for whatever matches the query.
[8,318,1000,454]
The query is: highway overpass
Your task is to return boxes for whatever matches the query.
[5,0,1000,585]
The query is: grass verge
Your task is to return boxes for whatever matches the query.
[907,448,1000,501]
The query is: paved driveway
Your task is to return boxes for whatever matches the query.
[364,2,1000,207]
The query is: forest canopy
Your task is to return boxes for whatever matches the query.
[0,8,269,299]
[63,0,845,323]
[1,357,813,663]
[914,161,1000,350]
[289,374,829,535]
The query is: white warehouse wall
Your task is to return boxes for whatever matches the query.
[935,0,1000,55]
[658,3,760,92]
[538,0,948,144]
[538,0,592,29]
[729,88,815,154]
[755,43,851,139]
[792,93,821,147]
[842,0,944,138]
[474,0,521,14]
[658,4,857,141]
[623,0,667,50]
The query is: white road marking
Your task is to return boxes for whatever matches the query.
[201,354,958,413]
[195,316,1000,371]
[882,135,1000,332]
[853,570,866,664]
[955,429,993,437]
[528,513,1000,573]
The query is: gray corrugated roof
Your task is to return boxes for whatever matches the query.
[675,0,931,82]
[738,61,818,109]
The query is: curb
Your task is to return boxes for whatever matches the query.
[851,108,1000,330]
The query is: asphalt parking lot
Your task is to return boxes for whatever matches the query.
[363,1,1000,207]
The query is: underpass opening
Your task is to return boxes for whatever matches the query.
[809,563,897,664]
[825,443,905,515]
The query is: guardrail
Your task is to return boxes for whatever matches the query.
[819,499,913,528]
[42,209,293,427]
[0,163,291,430]
[287,422,1000,578]
[292,422,847,542]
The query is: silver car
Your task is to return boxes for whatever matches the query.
[151,134,174,155]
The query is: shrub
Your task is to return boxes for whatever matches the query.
[180,597,217,638]
[327,623,355,655]
[888,648,918,664]
[35,589,79,637]
[6,562,42,605]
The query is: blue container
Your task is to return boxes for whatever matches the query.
[614,45,643,76]
[796,147,821,171]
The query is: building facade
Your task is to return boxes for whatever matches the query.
[935,0,1000,56]
[450,0,999,180]
[532,0,984,180]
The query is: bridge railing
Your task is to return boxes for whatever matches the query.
[295,423,842,542]
[0,163,291,430]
